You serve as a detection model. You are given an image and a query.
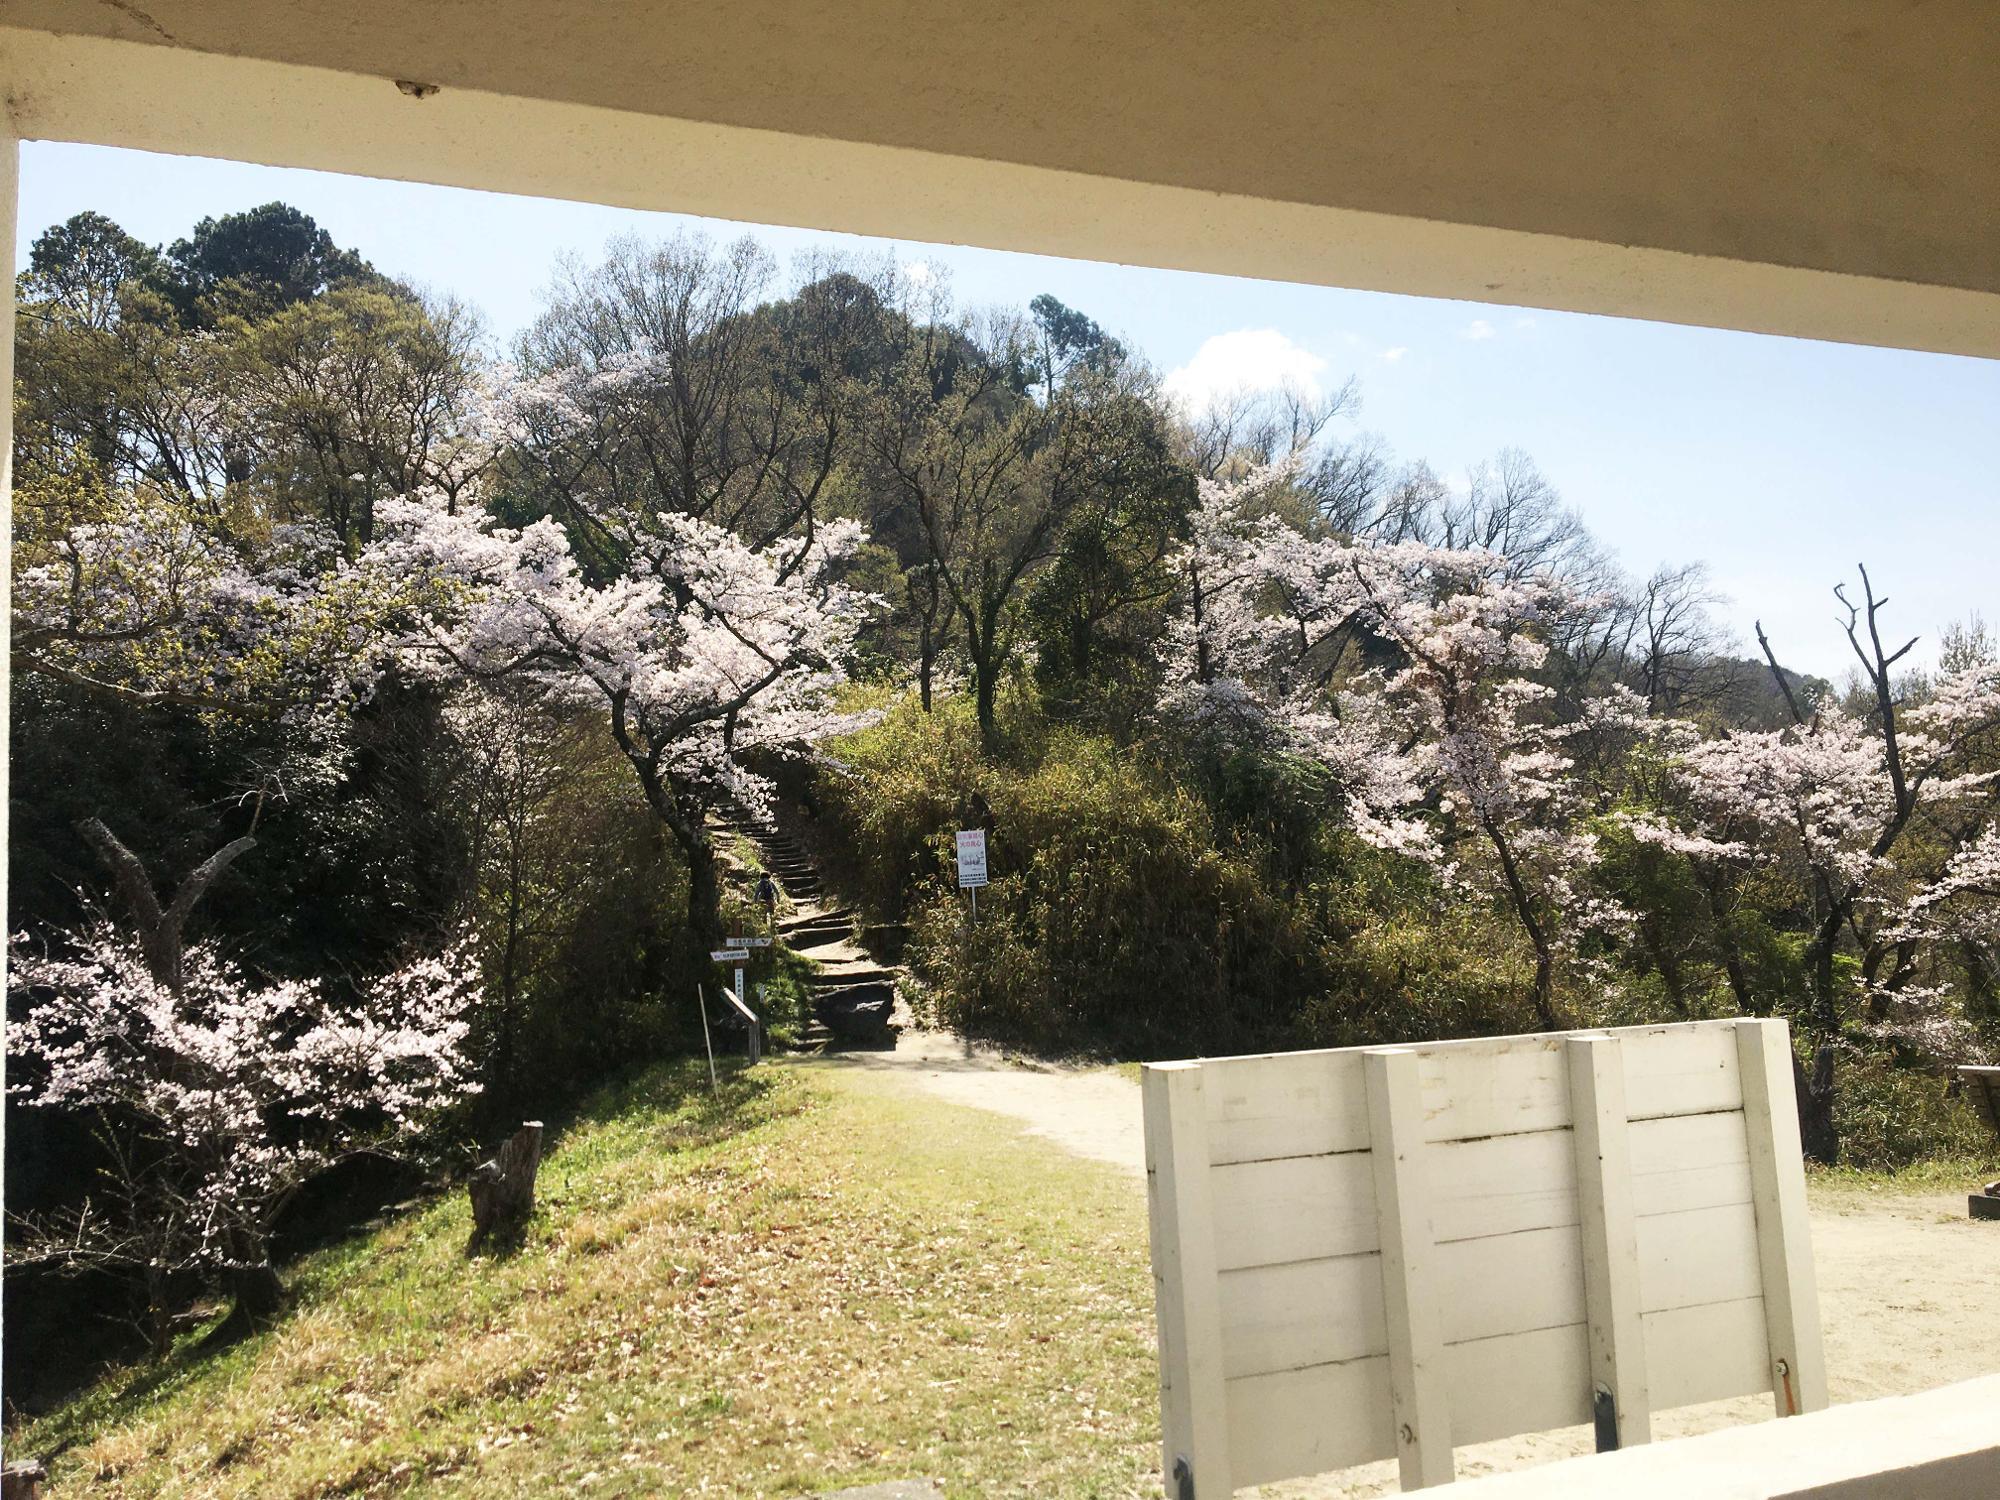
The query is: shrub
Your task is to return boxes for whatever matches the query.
[1833,1049,1997,1172]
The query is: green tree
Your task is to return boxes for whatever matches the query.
[163,202,379,324]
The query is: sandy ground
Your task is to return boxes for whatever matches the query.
[818,1025,1147,1172]
[812,1026,2000,1495]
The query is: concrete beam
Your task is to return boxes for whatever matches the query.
[1449,1375,2000,1500]
[4,19,1998,358]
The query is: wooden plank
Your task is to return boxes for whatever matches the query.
[1437,1226,1585,1344]
[1365,1047,1455,1489]
[1446,1323,1593,1445]
[1218,1230,1621,1383]
[1636,1200,1763,1311]
[1735,1019,1829,1416]
[1142,1063,1232,1496]
[1567,1034,1651,1447]
[1201,1048,1371,1165]
[1426,1129,1579,1242]
[1416,1035,1572,1141]
[1225,1356,1394,1486]
[1628,1109,1753,1217]
[1210,1151,1377,1271]
[1218,1253,1386,1378]
[1615,1022,1744,1119]
[1644,1297,1772,1409]
[1202,1023,1740,1158]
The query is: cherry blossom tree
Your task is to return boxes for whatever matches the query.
[8,924,480,1331]
[1160,469,1634,1026]
[1620,572,2000,1159]
[1890,824,2000,1056]
[374,495,876,944]
[10,479,449,721]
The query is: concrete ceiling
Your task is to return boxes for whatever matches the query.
[4,2,1998,355]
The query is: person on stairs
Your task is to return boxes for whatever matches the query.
[756,871,779,930]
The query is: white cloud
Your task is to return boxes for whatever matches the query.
[1461,319,1497,341]
[1163,328,1328,409]
[1512,316,1538,330]
[1381,346,1410,363]
[902,259,935,285]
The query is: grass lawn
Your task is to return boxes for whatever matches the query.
[13,1061,1160,1498]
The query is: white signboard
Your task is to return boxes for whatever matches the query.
[955,828,989,888]
[726,936,774,948]
[708,949,749,963]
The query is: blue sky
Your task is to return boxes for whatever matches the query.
[20,141,2000,683]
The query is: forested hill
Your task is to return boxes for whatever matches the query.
[8,203,1998,1406]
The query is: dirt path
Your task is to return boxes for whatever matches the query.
[809,1027,2000,1494]
[813,1025,1145,1173]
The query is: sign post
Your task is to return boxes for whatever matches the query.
[694,983,718,1090]
[955,828,989,925]
[713,943,766,1063]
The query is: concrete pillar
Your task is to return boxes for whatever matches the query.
[1,126,17,1323]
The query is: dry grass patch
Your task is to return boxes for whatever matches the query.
[14,1060,1158,1498]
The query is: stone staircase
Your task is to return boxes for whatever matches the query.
[710,806,900,1050]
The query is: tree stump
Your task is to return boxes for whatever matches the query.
[2,1461,49,1500]
[467,1121,544,1250]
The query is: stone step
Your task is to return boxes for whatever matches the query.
[808,968,896,992]
[780,912,854,933]
[776,912,848,936]
[812,987,897,1043]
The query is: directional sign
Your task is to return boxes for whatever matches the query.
[709,949,750,963]
[955,828,989,889]
[726,936,774,948]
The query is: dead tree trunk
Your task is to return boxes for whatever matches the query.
[467,1121,544,1251]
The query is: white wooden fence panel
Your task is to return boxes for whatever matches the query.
[1615,1022,1744,1119]
[1210,1151,1377,1270]
[1644,1297,1773,1408]
[1566,1034,1650,1446]
[1366,1048,1456,1488]
[1628,1109,1753,1216]
[1437,1226,1585,1345]
[1446,1323,1594,1445]
[1226,1356,1394,1488]
[1738,1018,1829,1417]
[1202,1048,1371,1164]
[1425,1130,1579,1241]
[1637,1200,1764,1310]
[1144,1063,1232,1497]
[1143,1018,1823,1496]
[1217,1254,1386,1377]
[1416,1036,1572,1140]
